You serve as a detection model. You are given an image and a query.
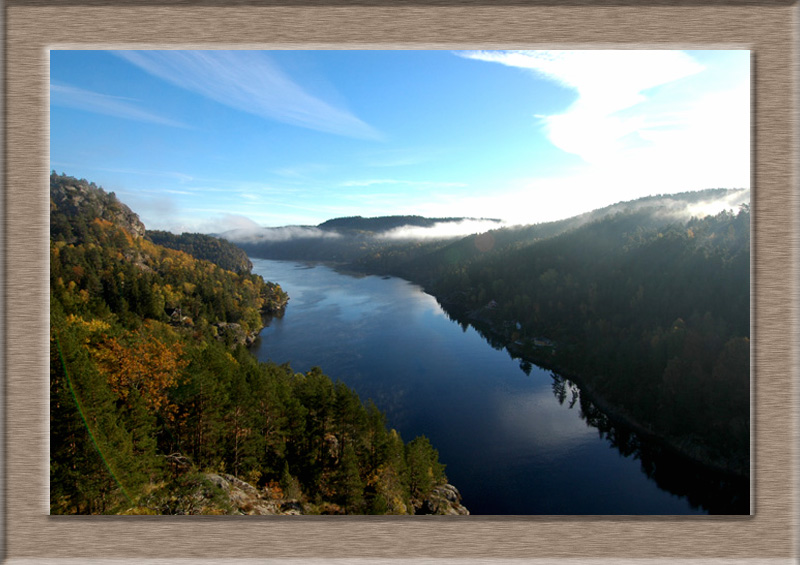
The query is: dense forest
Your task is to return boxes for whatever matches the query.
[146,230,253,274]
[49,173,459,515]
[240,189,750,477]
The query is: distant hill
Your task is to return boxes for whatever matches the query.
[360,188,750,283]
[229,189,748,269]
[147,230,253,274]
[227,215,502,263]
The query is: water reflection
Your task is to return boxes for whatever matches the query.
[437,298,749,515]
[568,374,749,515]
[250,259,745,514]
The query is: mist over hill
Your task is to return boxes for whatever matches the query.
[222,215,504,263]
[224,188,748,269]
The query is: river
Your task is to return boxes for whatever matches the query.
[250,258,747,515]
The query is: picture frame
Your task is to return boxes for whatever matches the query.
[4,0,797,562]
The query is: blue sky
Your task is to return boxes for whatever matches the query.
[50,50,749,233]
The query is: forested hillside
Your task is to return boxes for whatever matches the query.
[358,200,751,476]
[50,173,460,515]
[146,230,253,274]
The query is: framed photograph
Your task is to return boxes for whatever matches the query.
[5,0,798,562]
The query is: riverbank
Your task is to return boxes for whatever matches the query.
[335,260,750,481]
[446,300,750,480]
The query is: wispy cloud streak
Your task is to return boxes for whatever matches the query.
[50,83,190,128]
[115,50,382,140]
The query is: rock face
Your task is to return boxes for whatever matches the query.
[140,473,470,515]
[50,173,146,240]
[204,474,303,515]
[213,322,262,347]
[418,484,470,515]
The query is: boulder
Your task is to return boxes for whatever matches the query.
[418,484,470,515]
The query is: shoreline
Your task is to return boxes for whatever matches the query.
[449,301,750,480]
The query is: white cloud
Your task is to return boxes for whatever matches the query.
[455,50,749,220]
[50,83,190,128]
[115,50,382,140]
[460,50,707,164]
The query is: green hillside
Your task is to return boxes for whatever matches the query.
[49,173,457,515]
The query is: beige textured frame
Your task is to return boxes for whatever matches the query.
[4,1,798,563]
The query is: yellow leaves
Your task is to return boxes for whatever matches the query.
[65,314,111,334]
[138,238,161,257]
[91,324,189,417]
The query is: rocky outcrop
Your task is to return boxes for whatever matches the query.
[131,473,304,515]
[418,484,470,515]
[204,474,303,515]
[213,322,263,347]
[51,173,146,240]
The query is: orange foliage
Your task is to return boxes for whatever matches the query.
[91,217,114,230]
[93,323,189,418]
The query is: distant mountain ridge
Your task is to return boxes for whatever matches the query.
[231,188,749,268]
[227,215,503,263]
[361,188,750,282]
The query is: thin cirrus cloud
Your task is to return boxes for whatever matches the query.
[114,50,382,140]
[457,50,708,164]
[50,83,191,128]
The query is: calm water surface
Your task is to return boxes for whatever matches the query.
[250,259,715,514]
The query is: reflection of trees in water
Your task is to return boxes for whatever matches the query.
[438,301,749,514]
[551,372,749,515]
[551,375,580,409]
